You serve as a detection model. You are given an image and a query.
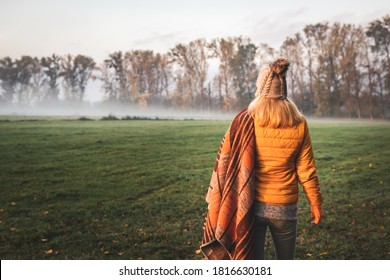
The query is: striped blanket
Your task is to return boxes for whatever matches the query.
[200,108,255,260]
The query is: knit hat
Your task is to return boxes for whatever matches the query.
[255,57,290,99]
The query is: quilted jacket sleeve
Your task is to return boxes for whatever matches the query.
[296,120,322,206]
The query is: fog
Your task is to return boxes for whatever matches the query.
[2,103,389,124]
[0,103,237,120]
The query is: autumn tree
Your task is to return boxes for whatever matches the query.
[302,24,327,115]
[124,50,172,107]
[280,34,307,113]
[366,15,390,118]
[305,23,334,116]
[1,15,389,118]
[170,72,192,109]
[361,36,378,119]
[169,39,209,109]
[338,24,366,118]
[208,37,236,110]
[229,38,257,109]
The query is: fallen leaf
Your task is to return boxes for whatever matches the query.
[368,163,373,168]
[195,249,201,255]
[318,252,329,256]
[41,238,48,242]
[42,211,49,215]
[10,227,17,231]
[45,249,53,255]
[306,253,313,257]
[379,226,385,231]
[10,202,16,206]
[118,252,124,256]
[104,251,109,254]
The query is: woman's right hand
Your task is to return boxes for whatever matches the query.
[310,205,323,224]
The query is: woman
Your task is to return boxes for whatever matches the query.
[201,57,323,260]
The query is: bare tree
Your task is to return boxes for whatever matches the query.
[257,43,277,65]
[0,57,18,104]
[100,60,118,102]
[14,56,36,105]
[60,54,95,102]
[102,51,129,102]
[60,54,78,102]
[156,53,172,104]
[29,57,47,104]
[74,55,96,101]
[40,54,61,102]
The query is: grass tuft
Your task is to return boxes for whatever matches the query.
[100,114,119,121]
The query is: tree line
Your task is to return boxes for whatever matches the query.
[0,15,389,118]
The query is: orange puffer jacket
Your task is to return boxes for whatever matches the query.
[254,118,322,206]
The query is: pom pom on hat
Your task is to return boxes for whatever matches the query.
[269,57,290,76]
[255,57,290,99]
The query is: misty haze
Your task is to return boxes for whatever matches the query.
[1,15,390,120]
[0,103,237,120]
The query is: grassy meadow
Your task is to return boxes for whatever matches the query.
[0,116,389,259]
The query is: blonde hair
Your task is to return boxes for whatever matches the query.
[248,95,304,128]
[249,57,303,128]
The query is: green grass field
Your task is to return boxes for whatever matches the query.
[0,117,389,259]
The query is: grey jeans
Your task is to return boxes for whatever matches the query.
[253,216,297,260]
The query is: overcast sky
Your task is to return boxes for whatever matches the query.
[1,0,389,63]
